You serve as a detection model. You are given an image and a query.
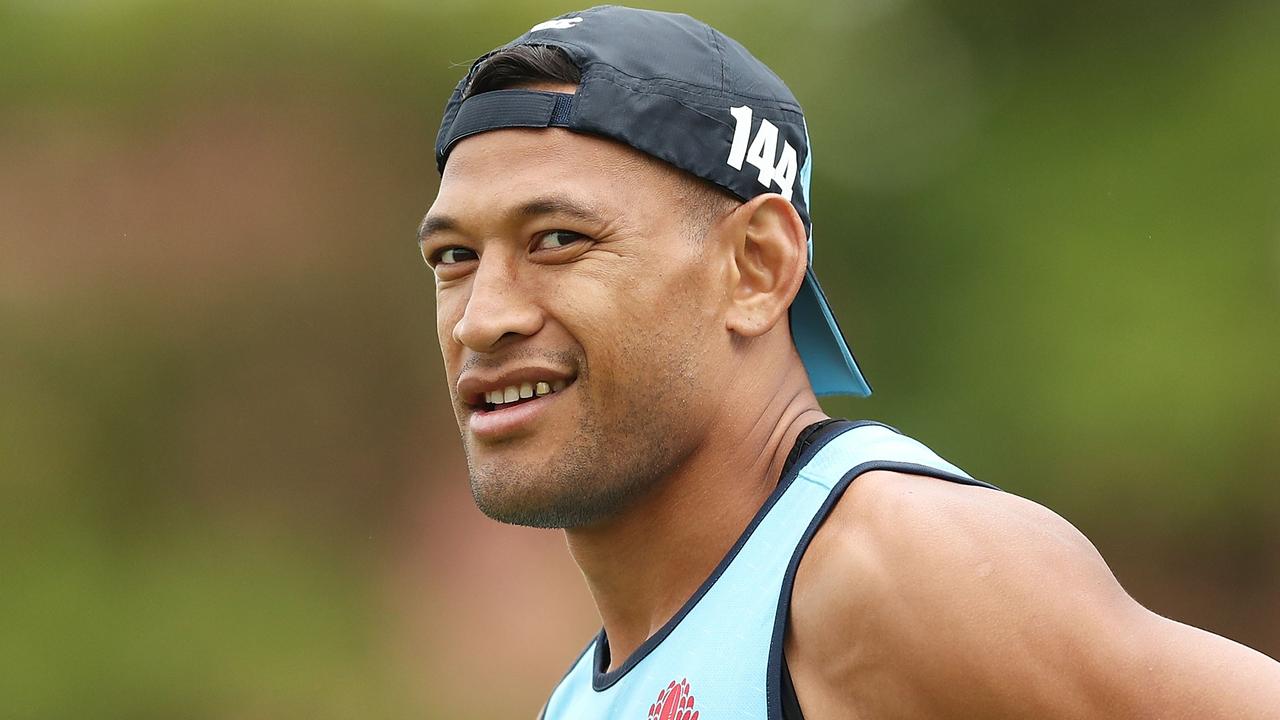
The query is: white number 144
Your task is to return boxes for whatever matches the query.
[726,105,798,202]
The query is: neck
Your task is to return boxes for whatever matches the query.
[564,364,827,671]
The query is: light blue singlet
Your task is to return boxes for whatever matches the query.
[540,420,998,720]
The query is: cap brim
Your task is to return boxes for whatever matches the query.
[790,268,872,397]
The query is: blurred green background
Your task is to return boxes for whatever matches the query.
[2,0,1277,717]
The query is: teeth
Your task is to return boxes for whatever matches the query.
[484,379,571,407]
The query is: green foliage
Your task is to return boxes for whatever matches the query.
[2,1,1276,717]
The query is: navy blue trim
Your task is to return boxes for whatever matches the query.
[539,636,595,719]
[589,419,886,691]
[780,650,804,720]
[766,461,1001,720]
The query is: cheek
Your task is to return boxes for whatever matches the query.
[632,260,724,335]
[569,262,722,377]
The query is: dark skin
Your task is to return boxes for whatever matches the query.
[788,472,1280,718]
[423,122,824,658]
[421,97,1280,717]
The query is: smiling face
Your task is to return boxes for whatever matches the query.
[421,125,741,529]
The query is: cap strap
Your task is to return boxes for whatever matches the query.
[439,89,574,163]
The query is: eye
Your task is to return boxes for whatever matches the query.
[432,246,477,266]
[534,230,587,251]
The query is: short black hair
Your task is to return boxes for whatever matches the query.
[464,45,581,99]
[462,44,739,239]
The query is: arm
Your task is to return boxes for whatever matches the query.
[786,470,1280,719]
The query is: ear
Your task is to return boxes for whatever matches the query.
[723,193,808,338]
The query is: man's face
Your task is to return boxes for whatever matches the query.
[421,126,734,528]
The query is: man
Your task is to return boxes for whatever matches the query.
[419,6,1280,718]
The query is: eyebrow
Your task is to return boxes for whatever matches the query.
[416,195,608,245]
[416,215,457,245]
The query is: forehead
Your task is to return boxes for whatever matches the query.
[432,127,678,219]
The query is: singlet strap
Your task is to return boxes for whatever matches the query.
[768,427,1000,720]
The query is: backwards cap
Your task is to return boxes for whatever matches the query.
[434,5,871,397]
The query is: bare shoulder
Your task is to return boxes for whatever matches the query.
[790,470,1122,627]
[785,470,1280,719]
[808,469,1118,594]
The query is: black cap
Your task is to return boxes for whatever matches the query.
[434,6,872,397]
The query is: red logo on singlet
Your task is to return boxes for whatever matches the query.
[647,678,698,720]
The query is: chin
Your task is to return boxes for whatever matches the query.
[459,385,688,528]
[466,454,651,530]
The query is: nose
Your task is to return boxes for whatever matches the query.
[451,253,544,352]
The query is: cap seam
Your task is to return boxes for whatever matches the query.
[579,67,803,123]
[589,64,802,112]
[505,36,802,113]
[706,25,728,92]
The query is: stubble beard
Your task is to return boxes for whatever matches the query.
[464,370,693,530]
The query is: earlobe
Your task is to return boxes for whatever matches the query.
[724,194,809,338]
